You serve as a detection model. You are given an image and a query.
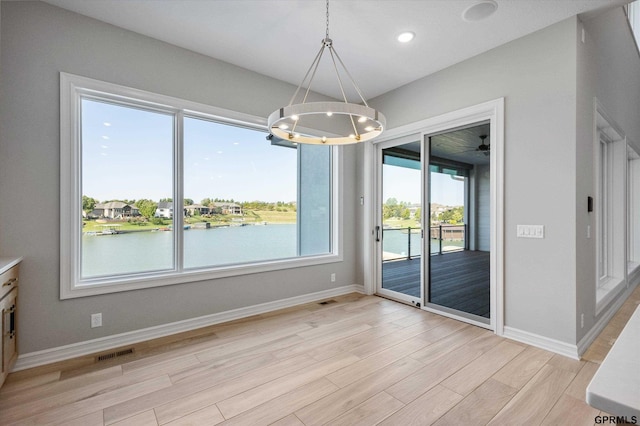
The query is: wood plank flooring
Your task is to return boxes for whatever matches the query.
[382,250,490,317]
[1,286,637,425]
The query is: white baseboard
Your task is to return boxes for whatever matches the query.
[503,326,580,360]
[14,284,365,372]
[577,279,639,357]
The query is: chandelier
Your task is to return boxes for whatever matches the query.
[267,0,385,145]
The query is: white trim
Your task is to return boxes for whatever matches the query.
[364,98,504,335]
[578,280,639,357]
[362,142,376,295]
[503,326,580,360]
[60,72,341,299]
[14,284,365,372]
[596,277,626,314]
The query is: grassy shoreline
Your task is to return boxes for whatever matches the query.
[83,210,297,233]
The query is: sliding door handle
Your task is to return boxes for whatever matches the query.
[375,226,381,242]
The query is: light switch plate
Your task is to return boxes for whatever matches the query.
[517,225,544,238]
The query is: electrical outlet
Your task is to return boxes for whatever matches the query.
[330,273,336,282]
[581,313,584,329]
[91,313,102,328]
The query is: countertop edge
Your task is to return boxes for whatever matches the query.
[0,257,23,275]
[586,303,640,419]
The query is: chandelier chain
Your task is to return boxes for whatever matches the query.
[326,0,330,39]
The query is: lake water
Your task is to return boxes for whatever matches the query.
[82,224,463,278]
[82,224,297,278]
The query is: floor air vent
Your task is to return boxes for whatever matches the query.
[96,348,134,362]
[318,299,337,305]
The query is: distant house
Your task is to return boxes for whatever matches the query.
[212,202,242,215]
[154,201,173,218]
[90,201,140,219]
[184,204,210,216]
[408,204,421,219]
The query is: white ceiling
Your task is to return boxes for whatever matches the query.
[43,0,628,102]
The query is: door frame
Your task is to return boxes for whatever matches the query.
[363,98,505,335]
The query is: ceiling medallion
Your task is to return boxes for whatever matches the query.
[267,0,385,145]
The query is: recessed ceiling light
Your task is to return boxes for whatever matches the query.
[462,0,498,22]
[397,31,415,43]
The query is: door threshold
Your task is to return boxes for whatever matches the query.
[374,291,421,308]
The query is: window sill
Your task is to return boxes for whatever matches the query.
[596,276,625,315]
[62,252,342,299]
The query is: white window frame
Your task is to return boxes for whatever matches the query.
[598,134,612,283]
[627,145,640,278]
[595,100,626,312]
[60,73,342,299]
[626,1,640,53]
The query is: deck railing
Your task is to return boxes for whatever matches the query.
[430,224,467,255]
[382,224,466,261]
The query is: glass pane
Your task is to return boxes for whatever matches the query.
[183,117,332,269]
[428,125,490,320]
[299,144,332,256]
[81,98,174,278]
[429,172,466,255]
[381,145,422,297]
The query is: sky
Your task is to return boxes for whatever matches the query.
[383,164,464,207]
[83,98,464,207]
[82,99,297,203]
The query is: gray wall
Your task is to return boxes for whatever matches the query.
[0,1,359,354]
[368,18,580,344]
[576,8,640,342]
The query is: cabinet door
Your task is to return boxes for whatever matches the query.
[1,288,17,377]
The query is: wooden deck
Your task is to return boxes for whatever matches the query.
[382,250,490,318]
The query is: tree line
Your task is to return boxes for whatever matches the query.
[82,195,296,220]
[384,198,464,225]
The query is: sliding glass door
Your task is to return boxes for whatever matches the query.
[375,124,492,326]
[377,137,423,305]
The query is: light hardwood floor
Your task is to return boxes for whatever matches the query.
[1,285,638,425]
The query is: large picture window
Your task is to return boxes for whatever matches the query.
[61,73,337,298]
